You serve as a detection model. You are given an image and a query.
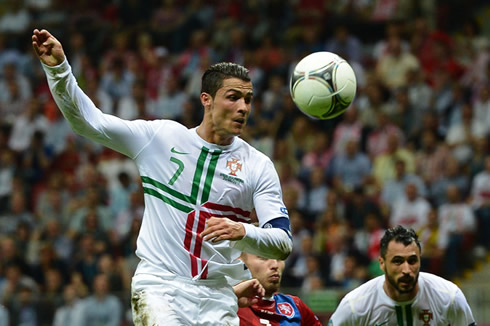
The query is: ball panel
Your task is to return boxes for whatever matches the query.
[294,52,340,73]
[291,77,335,118]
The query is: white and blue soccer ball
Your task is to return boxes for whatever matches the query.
[290,51,357,120]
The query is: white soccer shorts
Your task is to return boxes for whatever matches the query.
[131,273,239,326]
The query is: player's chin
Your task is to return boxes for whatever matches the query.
[229,127,244,136]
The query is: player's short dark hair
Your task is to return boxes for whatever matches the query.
[201,62,250,98]
[380,225,421,258]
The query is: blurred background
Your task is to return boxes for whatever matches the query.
[0,0,489,325]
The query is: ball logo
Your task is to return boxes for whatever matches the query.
[226,158,242,176]
[277,302,295,318]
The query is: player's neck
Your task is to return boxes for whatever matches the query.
[196,123,234,146]
[383,280,419,302]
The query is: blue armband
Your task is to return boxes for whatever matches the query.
[263,217,292,239]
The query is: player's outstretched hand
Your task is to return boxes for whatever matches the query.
[32,29,65,67]
[233,279,265,307]
[201,217,245,242]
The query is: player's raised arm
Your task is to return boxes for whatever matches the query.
[32,29,65,67]
[32,29,159,159]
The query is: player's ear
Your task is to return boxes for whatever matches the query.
[378,256,385,270]
[200,92,212,109]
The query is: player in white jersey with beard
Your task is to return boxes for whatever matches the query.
[32,29,292,326]
[329,225,476,326]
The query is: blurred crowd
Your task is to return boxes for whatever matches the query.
[0,0,489,325]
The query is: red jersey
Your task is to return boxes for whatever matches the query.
[238,293,323,325]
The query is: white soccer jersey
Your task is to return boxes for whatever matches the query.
[44,61,290,282]
[329,272,476,326]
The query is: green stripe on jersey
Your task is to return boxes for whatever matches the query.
[142,187,193,213]
[405,304,413,326]
[141,146,222,210]
[201,150,221,204]
[395,306,403,326]
[190,148,209,202]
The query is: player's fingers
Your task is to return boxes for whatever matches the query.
[40,29,54,39]
[32,42,40,55]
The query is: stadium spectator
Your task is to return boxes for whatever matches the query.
[437,185,476,278]
[52,284,84,326]
[471,155,490,251]
[0,303,8,326]
[372,133,415,186]
[76,273,123,326]
[446,104,487,164]
[430,156,470,207]
[389,182,431,232]
[375,34,420,91]
[329,138,371,194]
[331,106,362,155]
[381,159,427,209]
[414,129,450,185]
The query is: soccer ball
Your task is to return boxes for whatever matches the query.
[290,51,357,120]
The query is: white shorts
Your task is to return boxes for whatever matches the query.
[131,273,239,326]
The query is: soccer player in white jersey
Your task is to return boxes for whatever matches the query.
[32,29,292,326]
[329,225,476,326]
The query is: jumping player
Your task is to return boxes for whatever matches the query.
[329,225,476,325]
[32,29,292,326]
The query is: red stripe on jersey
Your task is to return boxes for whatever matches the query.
[193,211,209,263]
[201,259,208,279]
[184,211,196,251]
[202,202,251,218]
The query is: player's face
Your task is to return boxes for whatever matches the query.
[244,254,285,297]
[380,241,420,300]
[204,78,253,145]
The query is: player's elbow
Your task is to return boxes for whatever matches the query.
[277,236,293,260]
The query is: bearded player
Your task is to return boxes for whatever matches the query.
[329,225,476,325]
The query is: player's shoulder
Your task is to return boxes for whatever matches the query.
[419,272,461,300]
[235,137,273,166]
[330,276,385,323]
[339,276,385,310]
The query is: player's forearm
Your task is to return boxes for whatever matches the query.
[42,60,105,135]
[42,60,139,157]
[232,223,292,260]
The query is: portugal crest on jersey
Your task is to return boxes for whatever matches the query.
[226,158,242,176]
[419,309,433,325]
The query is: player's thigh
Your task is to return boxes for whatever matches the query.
[131,289,186,326]
[198,284,239,326]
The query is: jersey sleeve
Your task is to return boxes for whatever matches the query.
[43,60,162,159]
[232,157,292,260]
[449,288,477,326]
[328,297,355,326]
[252,158,289,225]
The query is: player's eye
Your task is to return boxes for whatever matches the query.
[228,95,239,101]
[244,96,252,104]
[408,256,419,264]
